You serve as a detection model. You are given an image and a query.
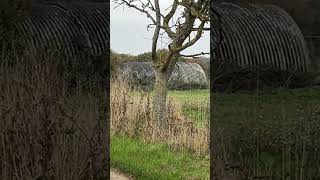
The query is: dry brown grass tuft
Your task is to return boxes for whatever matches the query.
[0,47,108,179]
[110,79,209,155]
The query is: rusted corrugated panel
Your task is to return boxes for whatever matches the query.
[13,2,109,60]
[212,2,310,72]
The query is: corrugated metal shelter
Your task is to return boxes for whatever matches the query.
[117,62,208,90]
[11,2,109,60]
[212,2,310,72]
[1,2,109,88]
[215,0,320,36]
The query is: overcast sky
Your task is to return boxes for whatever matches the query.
[110,1,210,57]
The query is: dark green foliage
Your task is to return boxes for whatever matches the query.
[110,50,135,72]
[212,60,319,93]
[133,51,152,62]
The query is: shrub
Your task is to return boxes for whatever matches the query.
[110,79,209,155]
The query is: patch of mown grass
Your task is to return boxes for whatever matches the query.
[111,136,209,180]
[169,89,209,105]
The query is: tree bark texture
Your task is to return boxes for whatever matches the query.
[153,67,169,129]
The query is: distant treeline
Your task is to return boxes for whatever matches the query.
[110,49,209,73]
[110,49,189,71]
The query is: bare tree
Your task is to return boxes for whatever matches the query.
[114,0,210,128]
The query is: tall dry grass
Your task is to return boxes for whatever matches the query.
[110,78,209,155]
[0,46,109,179]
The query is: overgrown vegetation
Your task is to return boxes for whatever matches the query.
[111,79,209,155]
[212,87,320,179]
[110,79,209,178]
[0,46,108,179]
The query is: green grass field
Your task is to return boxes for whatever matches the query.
[213,86,320,133]
[168,89,209,105]
[169,89,209,127]
[112,86,320,178]
[212,86,320,178]
[111,136,209,180]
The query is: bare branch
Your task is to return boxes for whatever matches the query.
[176,20,206,52]
[114,0,157,24]
[191,27,210,31]
[147,23,156,31]
[162,0,178,39]
[115,0,212,71]
[160,0,210,70]
[151,0,161,63]
[179,52,210,58]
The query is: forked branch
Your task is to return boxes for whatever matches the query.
[114,0,211,71]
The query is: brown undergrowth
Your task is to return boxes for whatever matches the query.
[111,79,209,156]
[0,48,108,179]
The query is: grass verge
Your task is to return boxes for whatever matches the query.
[111,135,210,180]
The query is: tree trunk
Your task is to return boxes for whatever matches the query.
[153,67,169,129]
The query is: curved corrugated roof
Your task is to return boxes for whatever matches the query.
[118,62,208,90]
[13,2,109,60]
[215,0,320,36]
[212,2,310,72]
